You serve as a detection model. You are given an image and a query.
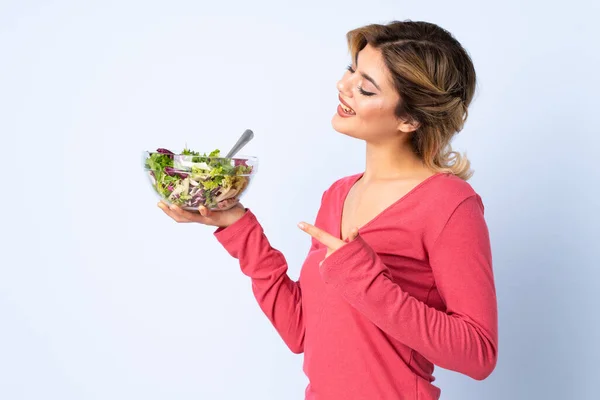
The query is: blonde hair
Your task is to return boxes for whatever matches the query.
[347,20,476,180]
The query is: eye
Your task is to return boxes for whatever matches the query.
[347,64,375,96]
[358,86,375,96]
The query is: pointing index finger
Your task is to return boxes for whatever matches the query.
[298,222,343,249]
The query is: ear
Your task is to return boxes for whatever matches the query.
[398,120,421,133]
[397,117,420,134]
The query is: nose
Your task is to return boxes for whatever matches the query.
[337,75,353,97]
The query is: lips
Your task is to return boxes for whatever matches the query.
[339,95,355,113]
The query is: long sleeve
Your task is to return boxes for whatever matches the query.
[214,209,306,354]
[319,194,498,380]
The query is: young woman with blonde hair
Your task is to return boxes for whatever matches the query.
[160,20,498,400]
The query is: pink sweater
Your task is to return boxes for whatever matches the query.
[214,172,498,400]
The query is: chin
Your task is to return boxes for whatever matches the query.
[331,114,362,139]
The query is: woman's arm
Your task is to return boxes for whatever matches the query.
[319,194,498,380]
[214,210,308,354]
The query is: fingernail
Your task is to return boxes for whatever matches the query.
[298,223,305,229]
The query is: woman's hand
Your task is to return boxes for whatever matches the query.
[298,222,359,262]
[158,198,246,228]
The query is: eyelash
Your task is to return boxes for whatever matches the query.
[346,64,375,96]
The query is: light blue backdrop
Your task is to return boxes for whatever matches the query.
[1,1,598,399]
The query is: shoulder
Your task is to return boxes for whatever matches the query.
[417,173,486,248]
[429,172,476,193]
[425,173,481,204]
[319,173,362,203]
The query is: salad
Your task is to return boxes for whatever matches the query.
[144,147,255,210]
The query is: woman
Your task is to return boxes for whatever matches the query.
[159,20,498,400]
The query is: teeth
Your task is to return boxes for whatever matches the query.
[340,103,354,114]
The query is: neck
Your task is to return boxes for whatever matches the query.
[362,138,426,182]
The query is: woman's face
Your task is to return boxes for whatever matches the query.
[332,44,408,142]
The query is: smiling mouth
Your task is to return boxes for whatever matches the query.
[338,96,356,115]
[340,103,355,114]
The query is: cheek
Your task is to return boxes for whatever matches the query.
[356,99,395,124]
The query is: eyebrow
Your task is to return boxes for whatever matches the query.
[354,54,382,91]
[360,72,381,91]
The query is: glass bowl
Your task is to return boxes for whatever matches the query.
[143,149,258,211]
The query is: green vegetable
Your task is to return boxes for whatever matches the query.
[144,147,254,210]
